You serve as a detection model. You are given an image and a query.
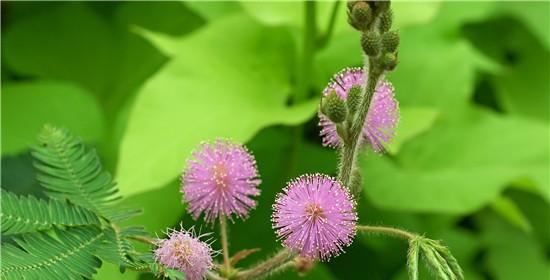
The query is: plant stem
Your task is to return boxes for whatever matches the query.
[127,235,157,246]
[207,271,228,280]
[318,1,341,48]
[357,225,417,240]
[235,249,295,280]
[338,58,382,195]
[220,216,231,274]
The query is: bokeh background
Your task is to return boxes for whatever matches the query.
[1,1,549,279]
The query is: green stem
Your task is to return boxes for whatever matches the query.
[357,225,417,240]
[235,249,295,280]
[220,216,231,274]
[338,58,382,195]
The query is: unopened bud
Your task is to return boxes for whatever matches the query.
[381,52,398,71]
[322,91,347,123]
[347,85,362,115]
[379,9,393,32]
[361,31,381,56]
[348,1,372,31]
[294,257,314,276]
[382,30,399,53]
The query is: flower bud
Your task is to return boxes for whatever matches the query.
[379,9,393,32]
[348,1,372,31]
[361,31,381,56]
[381,52,398,71]
[347,85,362,115]
[382,30,399,53]
[322,91,348,123]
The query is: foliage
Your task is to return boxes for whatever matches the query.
[1,1,549,280]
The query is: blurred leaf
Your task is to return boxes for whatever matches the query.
[361,109,549,213]
[95,262,140,280]
[464,17,549,122]
[1,81,104,156]
[117,15,318,196]
[184,1,242,21]
[392,2,441,29]
[482,212,550,280]
[385,107,439,155]
[495,2,550,50]
[119,180,184,236]
[490,195,532,232]
[3,3,116,97]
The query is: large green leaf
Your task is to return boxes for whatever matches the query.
[361,109,549,213]
[116,15,318,196]
[1,81,104,156]
[384,107,440,155]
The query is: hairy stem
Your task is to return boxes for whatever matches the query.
[338,58,382,195]
[235,249,295,280]
[357,225,416,240]
[127,235,157,246]
[220,216,231,273]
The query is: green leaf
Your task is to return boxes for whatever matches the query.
[361,109,549,213]
[97,226,150,271]
[3,3,116,97]
[0,226,104,280]
[385,107,439,155]
[32,125,127,220]
[407,238,420,280]
[1,81,104,156]
[1,189,101,235]
[490,195,532,232]
[116,15,318,196]
[482,212,550,280]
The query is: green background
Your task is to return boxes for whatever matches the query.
[1,1,548,279]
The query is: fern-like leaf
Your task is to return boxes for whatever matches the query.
[98,226,150,271]
[32,125,122,220]
[0,226,104,280]
[1,190,101,235]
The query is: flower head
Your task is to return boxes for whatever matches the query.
[319,67,399,152]
[271,174,358,261]
[154,228,214,280]
[182,139,261,222]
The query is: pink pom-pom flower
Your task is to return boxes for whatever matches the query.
[182,140,261,223]
[154,228,215,280]
[318,67,399,152]
[272,174,358,261]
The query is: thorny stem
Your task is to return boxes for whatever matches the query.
[220,216,231,274]
[338,58,382,195]
[357,225,417,241]
[235,249,295,280]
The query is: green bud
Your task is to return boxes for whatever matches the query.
[382,30,399,53]
[379,9,393,32]
[381,52,398,71]
[349,1,371,31]
[347,85,362,115]
[371,0,391,14]
[361,31,381,56]
[322,91,347,123]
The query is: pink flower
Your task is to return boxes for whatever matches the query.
[272,174,358,261]
[319,67,399,152]
[154,228,214,280]
[182,140,261,222]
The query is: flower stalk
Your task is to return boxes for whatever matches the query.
[235,249,295,280]
[220,216,231,275]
